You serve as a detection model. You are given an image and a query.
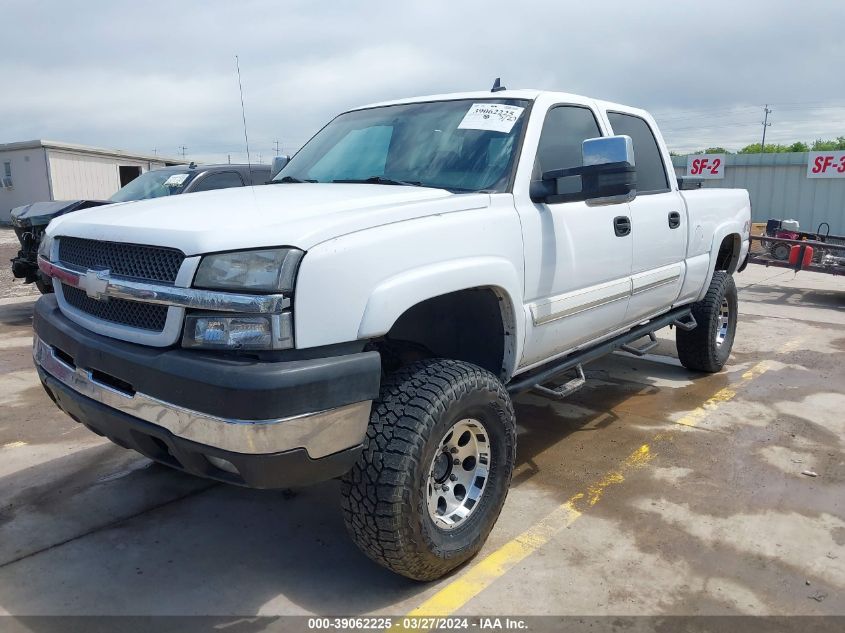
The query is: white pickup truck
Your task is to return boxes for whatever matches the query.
[33,88,750,581]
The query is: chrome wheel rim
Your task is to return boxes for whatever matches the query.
[715,297,731,347]
[427,418,490,530]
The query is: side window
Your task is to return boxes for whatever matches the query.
[606,112,669,193]
[190,171,244,193]
[534,106,602,178]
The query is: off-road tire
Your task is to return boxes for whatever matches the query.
[341,359,516,581]
[676,271,737,373]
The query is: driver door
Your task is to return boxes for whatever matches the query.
[516,105,633,369]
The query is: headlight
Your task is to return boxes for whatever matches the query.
[182,312,293,350]
[194,248,303,293]
[37,233,54,260]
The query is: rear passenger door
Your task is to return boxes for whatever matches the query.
[606,112,685,322]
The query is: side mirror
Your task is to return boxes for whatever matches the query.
[530,135,637,205]
[270,155,290,178]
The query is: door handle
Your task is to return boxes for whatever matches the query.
[668,211,681,229]
[613,216,631,237]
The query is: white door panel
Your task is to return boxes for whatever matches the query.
[518,202,633,367]
[629,194,687,274]
[627,261,683,322]
[630,262,683,294]
[625,192,686,322]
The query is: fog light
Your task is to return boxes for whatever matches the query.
[182,312,293,350]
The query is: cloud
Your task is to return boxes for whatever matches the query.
[2,0,843,161]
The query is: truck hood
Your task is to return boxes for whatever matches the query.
[12,200,111,228]
[46,184,490,255]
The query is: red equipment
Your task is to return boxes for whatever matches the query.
[788,244,814,269]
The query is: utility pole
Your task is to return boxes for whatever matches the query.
[257,153,262,164]
[274,140,281,155]
[180,146,188,159]
[761,105,772,151]
[152,148,157,156]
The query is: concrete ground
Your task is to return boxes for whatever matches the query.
[0,227,843,617]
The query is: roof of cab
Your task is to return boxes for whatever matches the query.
[162,164,270,172]
[354,89,543,110]
[352,89,644,117]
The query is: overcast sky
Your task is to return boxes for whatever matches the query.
[3,0,843,163]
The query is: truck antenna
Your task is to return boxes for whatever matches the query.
[235,55,253,181]
[491,77,506,92]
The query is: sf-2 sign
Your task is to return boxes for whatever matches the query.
[686,154,725,179]
[807,151,845,178]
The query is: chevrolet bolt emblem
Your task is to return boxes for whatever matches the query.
[84,269,110,301]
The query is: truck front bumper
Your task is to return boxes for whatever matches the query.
[33,295,381,488]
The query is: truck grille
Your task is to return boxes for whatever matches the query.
[62,285,169,332]
[58,237,184,284]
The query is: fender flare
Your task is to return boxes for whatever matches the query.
[357,256,524,371]
[698,224,742,301]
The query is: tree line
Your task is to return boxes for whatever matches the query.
[690,137,845,154]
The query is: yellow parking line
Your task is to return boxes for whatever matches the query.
[674,359,770,428]
[404,355,779,619]
[405,441,655,619]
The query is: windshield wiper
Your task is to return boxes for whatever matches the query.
[271,176,317,184]
[332,176,423,187]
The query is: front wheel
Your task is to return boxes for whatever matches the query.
[341,359,516,581]
[676,271,738,373]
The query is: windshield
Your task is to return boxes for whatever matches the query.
[274,98,530,193]
[109,169,196,202]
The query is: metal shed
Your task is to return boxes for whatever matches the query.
[0,140,181,224]
[672,153,845,234]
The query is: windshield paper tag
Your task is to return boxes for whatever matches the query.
[458,103,524,133]
[164,174,189,186]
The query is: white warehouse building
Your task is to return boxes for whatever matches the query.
[0,140,181,224]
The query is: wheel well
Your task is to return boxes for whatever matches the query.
[715,234,741,272]
[373,288,514,381]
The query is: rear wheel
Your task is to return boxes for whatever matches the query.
[341,359,516,581]
[676,271,738,373]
